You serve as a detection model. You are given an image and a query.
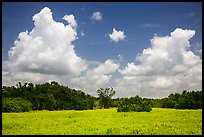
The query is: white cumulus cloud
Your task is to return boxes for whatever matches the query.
[5,7,87,77]
[2,7,120,97]
[68,59,120,96]
[63,14,77,28]
[91,11,103,21]
[109,28,126,43]
[114,28,202,98]
[2,7,87,85]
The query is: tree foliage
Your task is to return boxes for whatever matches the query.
[97,87,115,109]
[2,81,96,112]
[2,97,33,112]
[117,96,152,112]
[2,81,202,113]
[115,90,202,112]
[161,90,202,109]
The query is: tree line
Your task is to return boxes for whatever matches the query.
[2,81,202,113]
[111,90,202,112]
[153,90,202,109]
[2,81,96,112]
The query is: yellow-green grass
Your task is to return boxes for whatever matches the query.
[2,108,202,135]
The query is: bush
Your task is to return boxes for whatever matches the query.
[2,97,33,113]
[117,97,152,112]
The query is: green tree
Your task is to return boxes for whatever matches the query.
[97,87,115,109]
[117,96,152,112]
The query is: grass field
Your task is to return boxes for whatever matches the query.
[2,108,202,135]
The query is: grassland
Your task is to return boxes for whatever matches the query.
[2,108,202,135]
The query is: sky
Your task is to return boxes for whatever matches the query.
[2,2,202,99]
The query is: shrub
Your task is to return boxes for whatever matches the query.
[117,97,152,112]
[2,97,33,113]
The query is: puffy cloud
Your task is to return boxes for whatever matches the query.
[2,7,88,86]
[63,14,77,28]
[91,11,103,21]
[92,59,119,74]
[68,59,120,96]
[109,28,126,43]
[115,28,202,98]
[191,42,202,57]
[5,7,87,78]
[2,7,119,97]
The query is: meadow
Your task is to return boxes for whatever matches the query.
[2,108,202,135]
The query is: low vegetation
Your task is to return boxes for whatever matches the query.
[2,108,202,135]
[2,97,32,112]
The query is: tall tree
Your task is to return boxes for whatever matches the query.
[97,87,115,109]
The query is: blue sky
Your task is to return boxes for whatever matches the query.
[2,2,202,98]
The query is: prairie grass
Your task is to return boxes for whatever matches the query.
[2,108,202,135]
